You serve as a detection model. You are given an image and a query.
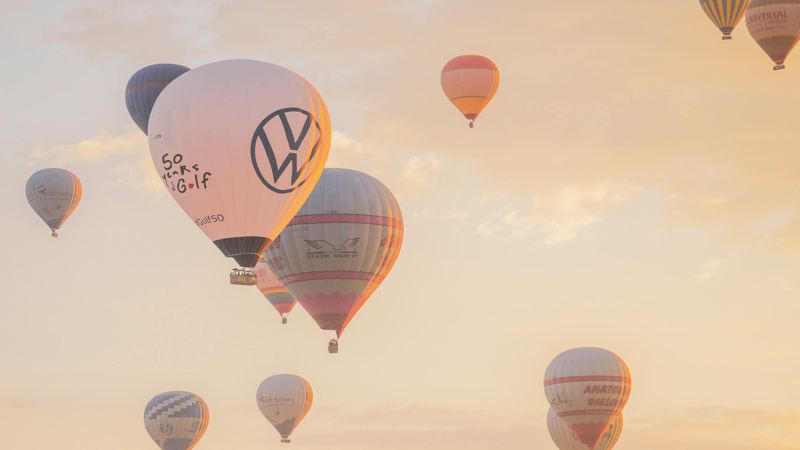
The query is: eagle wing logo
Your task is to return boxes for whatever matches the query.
[305,239,335,251]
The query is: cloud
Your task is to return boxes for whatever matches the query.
[475,183,638,244]
[31,127,162,194]
[695,259,723,281]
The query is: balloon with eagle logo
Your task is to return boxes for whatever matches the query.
[699,0,750,40]
[746,0,800,70]
[25,168,82,237]
[144,391,209,450]
[441,55,499,128]
[255,257,297,324]
[544,348,631,450]
[263,168,404,353]
[257,374,313,443]
[147,59,331,269]
[548,407,623,450]
[125,63,190,134]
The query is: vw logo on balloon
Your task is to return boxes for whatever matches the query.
[251,107,321,194]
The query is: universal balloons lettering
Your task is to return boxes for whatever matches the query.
[257,374,313,443]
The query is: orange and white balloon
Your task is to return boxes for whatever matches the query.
[544,348,631,450]
[548,407,623,450]
[746,0,800,70]
[148,59,330,268]
[441,55,499,128]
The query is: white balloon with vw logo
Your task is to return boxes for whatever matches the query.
[144,391,209,450]
[147,59,331,268]
[257,374,314,443]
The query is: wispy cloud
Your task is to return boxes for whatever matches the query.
[695,259,723,281]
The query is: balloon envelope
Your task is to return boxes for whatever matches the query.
[257,374,313,442]
[147,59,331,267]
[25,168,82,236]
[544,348,631,450]
[125,63,190,134]
[255,257,297,318]
[144,391,209,450]
[548,408,623,450]
[263,168,404,338]
[700,0,750,39]
[746,0,800,69]
[441,55,499,127]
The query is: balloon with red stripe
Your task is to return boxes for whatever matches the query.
[263,168,403,350]
[544,348,631,450]
[255,257,297,323]
[547,407,623,450]
[441,55,500,128]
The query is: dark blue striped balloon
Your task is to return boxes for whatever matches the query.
[125,64,190,134]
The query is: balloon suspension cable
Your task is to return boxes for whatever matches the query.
[51,230,58,238]
[469,120,474,128]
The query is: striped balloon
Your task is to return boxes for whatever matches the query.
[257,374,313,443]
[441,55,500,128]
[144,391,209,450]
[544,348,631,450]
[25,168,82,237]
[255,257,297,323]
[125,64,190,134]
[263,168,403,346]
[746,0,800,70]
[699,0,750,39]
[548,408,623,450]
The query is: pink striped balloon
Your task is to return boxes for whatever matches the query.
[255,257,297,322]
[544,348,631,450]
[263,169,403,347]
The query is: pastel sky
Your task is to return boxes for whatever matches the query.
[2,1,800,449]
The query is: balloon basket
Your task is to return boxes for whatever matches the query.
[774,64,786,71]
[230,268,257,285]
[281,438,291,443]
[328,339,339,354]
[468,121,474,128]
[282,317,288,325]
[51,231,59,238]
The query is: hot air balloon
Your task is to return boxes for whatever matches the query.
[263,168,403,353]
[147,59,330,272]
[125,64,190,134]
[441,55,499,128]
[548,408,623,450]
[257,374,313,443]
[144,391,209,450]
[700,0,750,40]
[746,0,800,70]
[255,257,297,324]
[544,348,631,450]
[25,168,82,237]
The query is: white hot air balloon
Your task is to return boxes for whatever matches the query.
[25,168,82,237]
[144,391,209,450]
[544,348,631,450]
[548,407,623,450]
[263,168,404,353]
[147,59,330,270]
[257,374,313,443]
